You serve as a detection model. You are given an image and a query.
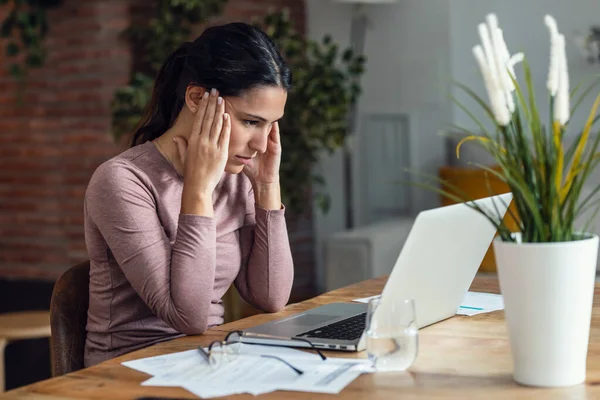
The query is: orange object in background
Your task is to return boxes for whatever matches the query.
[438,165,520,273]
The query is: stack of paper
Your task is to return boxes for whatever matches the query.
[353,291,504,317]
[123,343,373,398]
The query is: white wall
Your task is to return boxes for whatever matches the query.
[306,0,453,291]
[306,0,454,217]
[353,0,452,219]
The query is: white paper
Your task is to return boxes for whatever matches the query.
[123,343,371,399]
[121,349,202,376]
[353,291,504,317]
[181,358,366,398]
[276,360,365,394]
[456,291,504,316]
[142,354,298,387]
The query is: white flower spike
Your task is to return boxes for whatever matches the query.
[544,14,570,124]
[545,15,560,96]
[478,23,499,84]
[555,33,570,125]
[473,13,514,126]
[471,14,568,126]
[473,44,511,126]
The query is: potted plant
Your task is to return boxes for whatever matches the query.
[418,13,600,387]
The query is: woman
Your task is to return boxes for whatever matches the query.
[83,22,294,367]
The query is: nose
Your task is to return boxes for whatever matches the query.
[248,127,269,154]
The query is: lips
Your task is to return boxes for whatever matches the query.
[235,155,253,165]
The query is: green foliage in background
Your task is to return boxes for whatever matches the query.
[0,0,62,80]
[110,0,227,143]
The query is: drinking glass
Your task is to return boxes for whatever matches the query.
[365,296,418,372]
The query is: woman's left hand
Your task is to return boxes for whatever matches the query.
[243,122,281,187]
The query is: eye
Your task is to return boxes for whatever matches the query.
[243,120,260,127]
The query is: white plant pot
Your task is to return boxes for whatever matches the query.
[493,233,599,387]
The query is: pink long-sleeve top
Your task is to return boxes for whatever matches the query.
[83,141,294,367]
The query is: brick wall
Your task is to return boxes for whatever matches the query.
[0,1,131,279]
[0,0,314,298]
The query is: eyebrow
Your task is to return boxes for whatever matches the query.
[244,113,283,123]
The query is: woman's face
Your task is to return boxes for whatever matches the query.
[223,86,287,174]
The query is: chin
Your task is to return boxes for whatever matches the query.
[225,163,244,174]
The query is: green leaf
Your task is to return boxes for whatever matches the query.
[509,68,531,123]
[571,75,600,117]
[450,94,494,141]
[524,59,541,128]
[581,198,600,235]
[9,63,22,78]
[313,192,331,213]
[452,80,496,123]
[476,158,546,239]
[16,11,29,26]
[342,48,353,62]
[0,15,15,38]
[579,181,600,213]
[6,42,19,56]
[26,50,45,67]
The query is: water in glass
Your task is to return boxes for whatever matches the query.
[365,296,418,372]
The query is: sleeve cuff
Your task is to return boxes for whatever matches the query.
[178,213,215,226]
[254,203,286,218]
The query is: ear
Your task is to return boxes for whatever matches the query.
[185,85,206,113]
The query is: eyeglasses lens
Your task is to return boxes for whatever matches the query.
[208,341,224,366]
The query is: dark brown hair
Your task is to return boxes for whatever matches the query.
[131,22,292,147]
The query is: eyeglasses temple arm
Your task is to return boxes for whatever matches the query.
[290,338,327,360]
[197,346,211,362]
[240,333,328,361]
[260,355,304,375]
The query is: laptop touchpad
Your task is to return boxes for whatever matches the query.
[276,314,337,327]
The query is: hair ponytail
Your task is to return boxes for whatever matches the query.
[130,42,191,147]
[130,23,291,147]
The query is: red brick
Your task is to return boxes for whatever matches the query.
[0,199,82,213]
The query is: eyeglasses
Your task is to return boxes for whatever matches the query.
[197,331,327,375]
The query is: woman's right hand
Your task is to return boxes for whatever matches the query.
[174,88,231,196]
[175,88,231,216]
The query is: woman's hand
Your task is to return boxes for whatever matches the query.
[174,89,231,216]
[243,122,282,210]
[243,121,281,186]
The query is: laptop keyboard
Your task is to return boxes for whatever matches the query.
[297,313,367,341]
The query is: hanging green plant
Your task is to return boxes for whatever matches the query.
[0,0,62,79]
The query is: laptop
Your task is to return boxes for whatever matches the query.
[240,192,513,352]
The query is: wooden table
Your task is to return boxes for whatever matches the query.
[3,274,600,399]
